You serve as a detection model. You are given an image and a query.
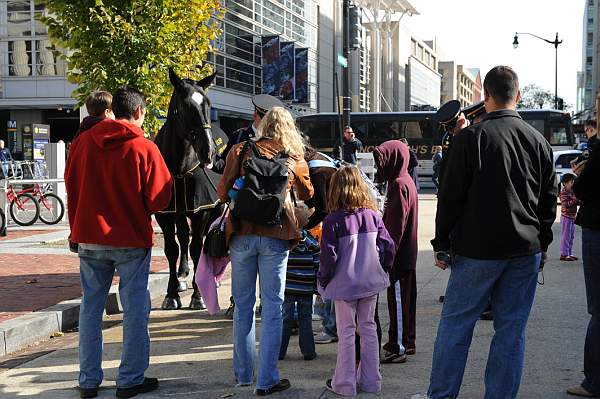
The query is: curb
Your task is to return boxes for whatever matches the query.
[0,269,173,356]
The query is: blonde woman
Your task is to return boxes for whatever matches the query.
[217,106,313,395]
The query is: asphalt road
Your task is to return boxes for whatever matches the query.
[0,196,589,398]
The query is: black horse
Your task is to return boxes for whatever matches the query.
[154,68,227,310]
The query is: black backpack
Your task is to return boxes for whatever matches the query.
[232,141,291,225]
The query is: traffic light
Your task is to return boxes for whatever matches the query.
[557,97,564,110]
[349,5,362,50]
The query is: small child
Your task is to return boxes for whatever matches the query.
[318,166,396,396]
[560,173,579,261]
[279,231,319,361]
[74,91,114,139]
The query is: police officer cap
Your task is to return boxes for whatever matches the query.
[432,100,461,125]
[252,94,285,118]
[463,101,486,122]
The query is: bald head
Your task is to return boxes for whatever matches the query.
[0,140,5,149]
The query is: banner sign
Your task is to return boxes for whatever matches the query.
[279,41,295,100]
[261,35,281,96]
[294,48,309,104]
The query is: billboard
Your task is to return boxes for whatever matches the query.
[279,42,295,100]
[294,48,309,103]
[261,35,281,96]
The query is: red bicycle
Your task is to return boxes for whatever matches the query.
[6,183,64,226]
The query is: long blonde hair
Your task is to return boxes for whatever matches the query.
[328,166,378,212]
[257,107,304,156]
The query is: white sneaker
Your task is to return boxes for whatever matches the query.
[314,331,338,344]
[410,393,431,399]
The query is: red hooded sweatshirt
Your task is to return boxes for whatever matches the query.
[373,140,419,280]
[65,119,172,248]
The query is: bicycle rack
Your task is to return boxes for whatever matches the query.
[0,177,65,235]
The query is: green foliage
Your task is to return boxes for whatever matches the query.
[39,0,223,134]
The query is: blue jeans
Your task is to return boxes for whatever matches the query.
[428,253,541,399]
[582,228,600,395]
[279,295,315,359]
[78,248,152,389]
[230,235,289,390]
[321,299,338,338]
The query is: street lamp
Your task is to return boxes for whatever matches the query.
[512,32,563,109]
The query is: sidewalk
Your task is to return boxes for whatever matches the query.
[0,223,169,354]
[0,200,589,398]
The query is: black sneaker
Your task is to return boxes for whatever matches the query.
[116,377,159,398]
[303,353,317,361]
[326,379,334,392]
[78,386,98,398]
[255,379,290,396]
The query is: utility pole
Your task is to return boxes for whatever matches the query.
[342,0,351,131]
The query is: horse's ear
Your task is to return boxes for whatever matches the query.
[196,72,217,90]
[168,68,184,89]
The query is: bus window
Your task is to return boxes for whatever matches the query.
[549,125,569,146]
[404,121,424,138]
[525,119,545,135]
[368,120,402,142]
[297,120,333,148]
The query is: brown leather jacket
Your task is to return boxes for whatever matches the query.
[217,138,314,247]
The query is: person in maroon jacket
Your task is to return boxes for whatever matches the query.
[373,140,419,363]
[65,86,172,399]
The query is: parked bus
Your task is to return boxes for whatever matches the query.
[296,109,575,178]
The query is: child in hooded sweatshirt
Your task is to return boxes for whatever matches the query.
[373,140,419,363]
[319,166,396,396]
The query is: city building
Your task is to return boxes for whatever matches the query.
[360,15,440,112]
[439,61,480,107]
[0,0,78,148]
[577,0,596,119]
[0,0,325,146]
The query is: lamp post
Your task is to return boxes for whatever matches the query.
[513,32,563,109]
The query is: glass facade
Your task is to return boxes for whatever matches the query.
[1,0,66,77]
[209,0,319,109]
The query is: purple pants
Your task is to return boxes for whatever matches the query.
[332,295,381,396]
[561,215,576,257]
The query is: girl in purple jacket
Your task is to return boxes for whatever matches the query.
[318,166,396,396]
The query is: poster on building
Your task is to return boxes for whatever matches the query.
[294,48,309,103]
[279,42,295,100]
[261,35,281,96]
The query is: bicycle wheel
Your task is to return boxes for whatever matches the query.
[9,193,39,226]
[0,208,6,236]
[38,193,65,225]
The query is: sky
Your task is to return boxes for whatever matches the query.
[403,0,584,107]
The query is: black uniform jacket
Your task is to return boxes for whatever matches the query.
[431,109,557,259]
[574,141,600,230]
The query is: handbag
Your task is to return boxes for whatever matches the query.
[203,204,229,258]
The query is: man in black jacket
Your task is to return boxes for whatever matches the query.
[427,66,556,399]
[567,140,600,398]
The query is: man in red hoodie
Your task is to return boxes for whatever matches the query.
[373,140,419,364]
[65,86,172,399]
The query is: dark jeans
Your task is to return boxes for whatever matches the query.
[428,253,540,399]
[582,228,600,395]
[279,294,315,359]
[321,299,338,337]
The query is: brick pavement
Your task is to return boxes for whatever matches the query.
[0,252,168,323]
[0,230,48,242]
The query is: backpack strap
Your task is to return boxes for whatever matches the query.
[237,140,252,176]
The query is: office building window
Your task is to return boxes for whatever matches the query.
[4,0,64,77]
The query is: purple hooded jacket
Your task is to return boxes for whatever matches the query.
[373,141,418,280]
[318,208,396,301]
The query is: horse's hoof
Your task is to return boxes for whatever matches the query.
[189,296,206,310]
[177,280,188,292]
[161,297,182,310]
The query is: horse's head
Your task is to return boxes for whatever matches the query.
[167,67,216,165]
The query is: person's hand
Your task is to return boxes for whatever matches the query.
[434,251,449,270]
[452,114,470,135]
[539,252,547,271]
[571,160,587,176]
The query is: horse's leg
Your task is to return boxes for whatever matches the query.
[155,213,182,310]
[188,209,217,310]
[175,214,191,279]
